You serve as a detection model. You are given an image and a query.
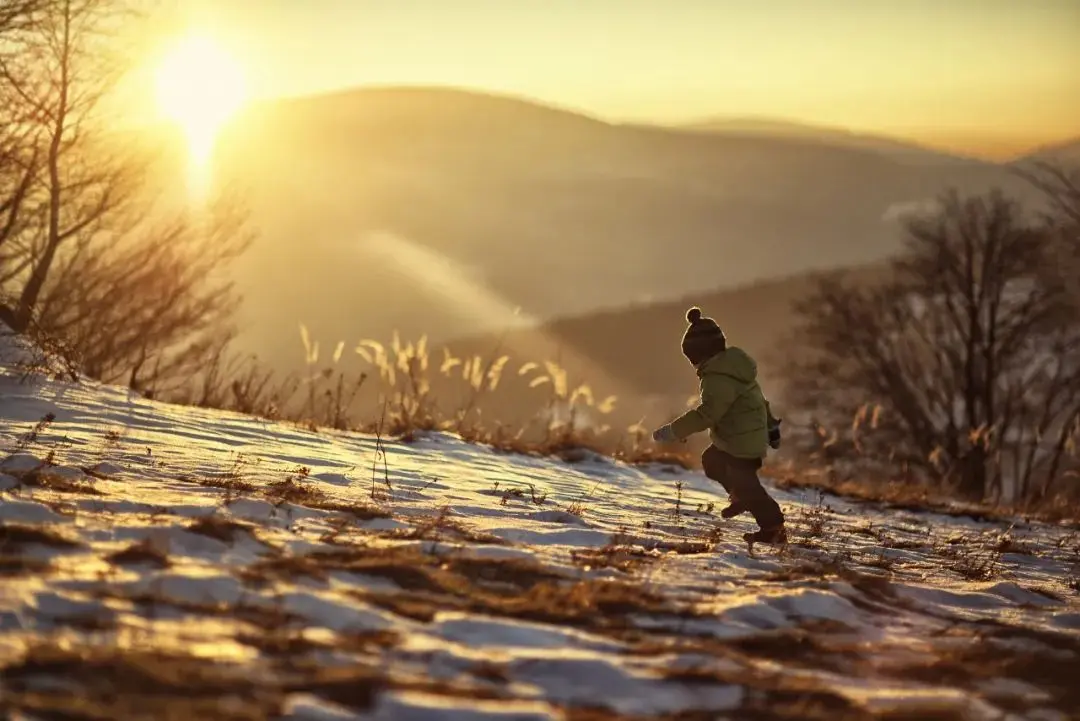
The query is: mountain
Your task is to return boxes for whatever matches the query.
[1012,137,1080,166]
[179,85,1038,373]
[677,116,982,165]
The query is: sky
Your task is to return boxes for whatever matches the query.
[153,0,1080,158]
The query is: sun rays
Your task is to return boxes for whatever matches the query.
[154,33,247,196]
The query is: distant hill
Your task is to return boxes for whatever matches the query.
[164,85,1039,374]
[677,116,983,166]
[431,262,893,431]
[1012,138,1080,167]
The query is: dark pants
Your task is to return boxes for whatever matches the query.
[701,446,785,529]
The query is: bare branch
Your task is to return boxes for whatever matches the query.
[785,189,1080,502]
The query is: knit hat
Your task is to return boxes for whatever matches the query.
[681,306,726,366]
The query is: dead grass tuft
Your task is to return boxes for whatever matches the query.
[13,467,102,495]
[735,686,870,721]
[240,552,331,587]
[993,532,1036,556]
[198,476,258,494]
[947,545,1003,581]
[303,497,391,520]
[389,505,504,545]
[186,516,257,544]
[0,523,84,549]
[1,644,282,721]
[1065,563,1080,594]
[266,475,324,505]
[234,627,330,658]
[94,586,297,632]
[281,663,388,712]
[571,537,659,574]
[302,545,564,598]
[890,627,1080,712]
[364,573,686,631]
[106,539,171,569]
[0,634,515,721]
[0,554,51,576]
[728,621,858,675]
[307,542,689,630]
[449,555,570,588]
[799,493,831,539]
[616,445,696,471]
[770,460,1080,526]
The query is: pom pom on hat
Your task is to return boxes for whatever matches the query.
[680,306,726,365]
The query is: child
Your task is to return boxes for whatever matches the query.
[652,306,787,545]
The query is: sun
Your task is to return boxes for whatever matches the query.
[154,34,247,178]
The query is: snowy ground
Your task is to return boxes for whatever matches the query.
[1,332,1079,720]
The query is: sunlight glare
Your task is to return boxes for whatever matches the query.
[155,34,247,193]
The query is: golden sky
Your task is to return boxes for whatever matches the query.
[154,0,1079,158]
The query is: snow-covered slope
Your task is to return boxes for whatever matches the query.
[1,339,1078,720]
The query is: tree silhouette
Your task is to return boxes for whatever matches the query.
[786,190,1080,502]
[0,0,253,390]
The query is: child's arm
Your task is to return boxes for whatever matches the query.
[668,379,738,441]
[765,397,782,448]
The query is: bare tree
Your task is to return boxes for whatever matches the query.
[34,192,253,393]
[0,0,48,273]
[0,0,255,390]
[0,0,140,332]
[1015,161,1080,309]
[785,190,1080,502]
[0,1,46,31]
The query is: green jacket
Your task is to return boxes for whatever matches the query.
[670,347,770,458]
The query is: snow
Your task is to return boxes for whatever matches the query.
[1,332,1079,719]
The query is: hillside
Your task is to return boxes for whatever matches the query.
[1013,138,1080,166]
[2,324,1078,720]
[678,116,982,165]
[160,86,1039,374]
[432,263,893,432]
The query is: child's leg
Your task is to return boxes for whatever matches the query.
[701,447,750,517]
[723,455,785,530]
[700,446,737,497]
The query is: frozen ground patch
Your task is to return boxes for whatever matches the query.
[1,348,1079,720]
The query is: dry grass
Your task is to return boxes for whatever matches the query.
[570,531,662,574]
[0,452,1074,720]
[11,466,102,495]
[5,612,1067,721]
[360,575,682,630]
[106,539,172,569]
[309,543,694,632]
[948,545,1003,581]
[239,551,330,587]
[170,326,1077,526]
[0,554,52,576]
[993,530,1037,556]
[159,328,697,473]
[769,459,1080,526]
[392,519,504,546]
[0,644,284,721]
[2,633,506,721]
[655,617,1080,720]
[889,627,1080,713]
[187,516,258,544]
[0,523,84,549]
[3,411,56,454]
[185,457,389,521]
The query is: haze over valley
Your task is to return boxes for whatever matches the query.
[159,86,1064,381]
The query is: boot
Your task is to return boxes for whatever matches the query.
[720,496,746,519]
[743,525,787,546]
